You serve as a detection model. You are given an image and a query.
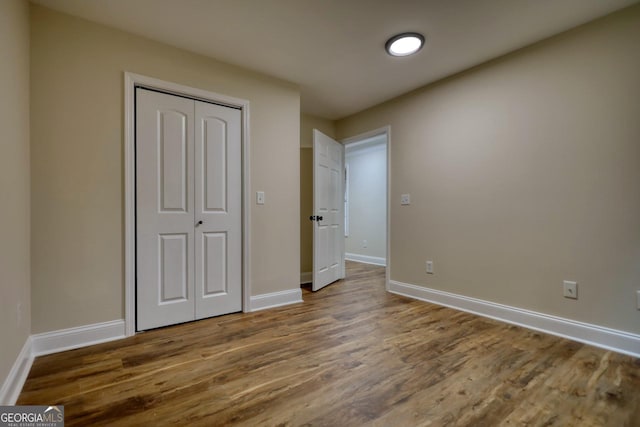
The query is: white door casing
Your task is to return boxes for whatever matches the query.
[312,129,345,291]
[136,88,241,330]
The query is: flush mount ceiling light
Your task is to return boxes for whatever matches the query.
[385,32,425,57]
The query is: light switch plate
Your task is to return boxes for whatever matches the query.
[426,260,433,274]
[401,194,411,205]
[256,191,265,205]
[563,280,577,299]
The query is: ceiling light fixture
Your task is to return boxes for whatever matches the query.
[385,32,425,57]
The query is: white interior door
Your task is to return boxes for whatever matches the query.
[312,129,345,291]
[137,89,195,330]
[136,88,241,330]
[194,100,242,318]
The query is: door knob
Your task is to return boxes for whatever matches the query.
[196,220,203,226]
[309,216,323,222]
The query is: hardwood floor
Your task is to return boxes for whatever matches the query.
[19,262,640,426]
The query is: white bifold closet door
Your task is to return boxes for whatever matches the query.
[136,88,241,331]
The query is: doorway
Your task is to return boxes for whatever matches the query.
[344,135,387,266]
[342,127,390,288]
[299,126,390,290]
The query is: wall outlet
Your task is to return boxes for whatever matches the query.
[401,194,411,205]
[16,302,22,327]
[426,260,434,274]
[636,290,640,310]
[563,280,577,299]
[362,240,368,248]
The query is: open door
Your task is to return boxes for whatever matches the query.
[312,129,345,291]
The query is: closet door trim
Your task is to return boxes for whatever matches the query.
[124,72,251,337]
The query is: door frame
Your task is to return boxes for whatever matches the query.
[123,72,251,336]
[341,126,391,291]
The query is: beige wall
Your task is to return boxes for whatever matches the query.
[0,0,31,391]
[337,5,640,334]
[300,114,335,275]
[300,113,335,148]
[30,5,300,333]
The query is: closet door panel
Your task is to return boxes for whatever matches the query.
[136,88,196,330]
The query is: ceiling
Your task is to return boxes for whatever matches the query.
[33,0,638,120]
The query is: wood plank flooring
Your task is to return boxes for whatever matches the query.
[18,262,640,426]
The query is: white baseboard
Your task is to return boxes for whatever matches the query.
[389,280,640,358]
[31,319,126,357]
[250,289,303,312]
[300,272,312,284]
[0,337,33,405]
[345,253,386,266]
